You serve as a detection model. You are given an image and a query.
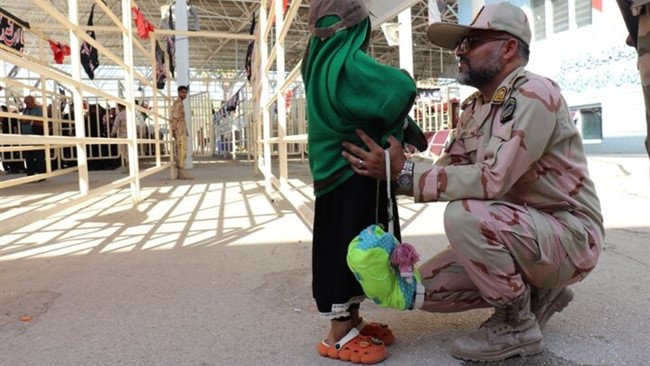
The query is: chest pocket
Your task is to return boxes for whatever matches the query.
[459,130,480,155]
[484,120,514,166]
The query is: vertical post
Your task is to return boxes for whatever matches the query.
[398,8,414,118]
[259,2,272,193]
[209,102,215,156]
[122,0,141,202]
[36,37,52,175]
[398,8,414,76]
[175,0,193,169]
[231,125,236,160]
[42,96,52,175]
[275,0,288,188]
[68,0,89,194]
[153,39,163,167]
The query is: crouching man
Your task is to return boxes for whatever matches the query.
[342,2,603,362]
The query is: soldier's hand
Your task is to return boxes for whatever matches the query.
[342,129,406,181]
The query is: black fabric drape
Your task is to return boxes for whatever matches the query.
[80,4,100,79]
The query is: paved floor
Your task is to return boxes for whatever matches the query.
[0,155,648,366]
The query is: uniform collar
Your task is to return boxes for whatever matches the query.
[490,66,526,105]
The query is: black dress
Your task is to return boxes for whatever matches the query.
[312,173,401,319]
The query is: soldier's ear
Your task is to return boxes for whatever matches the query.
[503,38,520,60]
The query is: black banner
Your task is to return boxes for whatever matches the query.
[0,7,28,52]
[80,4,100,79]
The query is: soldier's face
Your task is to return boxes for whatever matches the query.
[455,33,506,88]
[179,90,188,100]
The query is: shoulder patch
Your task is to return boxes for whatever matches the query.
[492,87,508,104]
[500,98,517,123]
[511,74,529,90]
[461,91,481,110]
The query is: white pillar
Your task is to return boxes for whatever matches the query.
[68,0,89,194]
[259,5,272,194]
[122,0,141,202]
[398,8,414,118]
[398,8,414,77]
[275,0,288,188]
[175,0,193,169]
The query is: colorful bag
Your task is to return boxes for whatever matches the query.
[347,150,423,310]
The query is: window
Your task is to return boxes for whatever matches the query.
[529,1,593,41]
[575,0,592,28]
[531,0,546,41]
[551,0,569,34]
[571,105,602,140]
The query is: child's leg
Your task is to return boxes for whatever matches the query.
[325,316,353,346]
[350,303,361,328]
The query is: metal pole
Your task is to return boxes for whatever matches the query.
[175,0,193,169]
[67,0,89,194]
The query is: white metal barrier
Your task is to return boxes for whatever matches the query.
[189,91,214,157]
[0,0,174,235]
[254,0,312,227]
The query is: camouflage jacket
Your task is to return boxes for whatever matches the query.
[111,110,127,138]
[412,67,604,266]
[170,98,187,137]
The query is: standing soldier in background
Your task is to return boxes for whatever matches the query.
[169,85,193,180]
[110,104,129,173]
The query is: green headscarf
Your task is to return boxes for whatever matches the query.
[301,16,417,196]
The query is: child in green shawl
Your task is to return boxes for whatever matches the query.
[301,0,424,363]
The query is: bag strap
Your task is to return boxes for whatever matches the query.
[384,149,394,235]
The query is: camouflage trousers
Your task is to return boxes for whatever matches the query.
[418,199,595,311]
[174,132,187,169]
[119,144,128,167]
[638,4,650,157]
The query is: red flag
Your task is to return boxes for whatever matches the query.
[48,40,71,64]
[131,7,155,40]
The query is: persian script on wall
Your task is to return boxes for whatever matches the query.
[556,46,639,92]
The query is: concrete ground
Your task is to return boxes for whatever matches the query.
[0,155,648,366]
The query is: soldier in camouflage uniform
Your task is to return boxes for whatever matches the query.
[170,85,193,180]
[342,2,604,362]
[110,104,129,173]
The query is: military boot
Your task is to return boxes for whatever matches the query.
[451,288,544,362]
[177,168,194,180]
[531,286,574,331]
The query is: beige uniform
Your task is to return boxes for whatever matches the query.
[111,109,128,165]
[170,98,187,169]
[412,67,604,311]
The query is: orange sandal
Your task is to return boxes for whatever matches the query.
[357,319,395,346]
[318,328,388,364]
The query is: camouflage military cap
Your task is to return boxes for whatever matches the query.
[427,1,532,49]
